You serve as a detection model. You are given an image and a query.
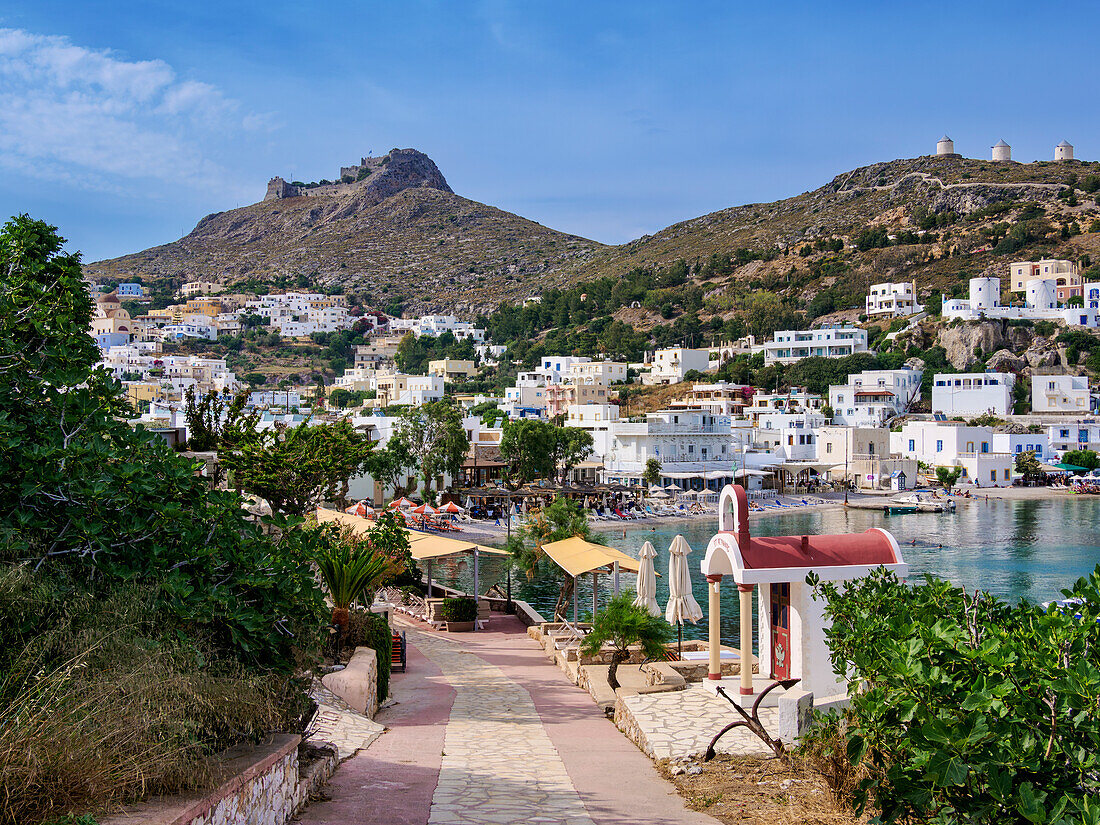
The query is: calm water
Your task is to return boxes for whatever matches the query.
[429,498,1100,649]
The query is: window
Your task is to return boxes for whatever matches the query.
[991,470,997,482]
[967,442,974,452]
[1004,469,1010,480]
[908,439,915,451]
[981,442,989,454]
[936,440,943,452]
[826,442,833,454]
[1015,445,1022,453]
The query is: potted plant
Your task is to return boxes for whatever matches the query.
[441,597,478,632]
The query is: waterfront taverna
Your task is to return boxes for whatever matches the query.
[700,484,907,702]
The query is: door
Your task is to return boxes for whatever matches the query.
[770,582,791,680]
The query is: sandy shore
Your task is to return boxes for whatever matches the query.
[440,485,1087,546]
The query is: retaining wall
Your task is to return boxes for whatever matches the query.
[101,734,302,825]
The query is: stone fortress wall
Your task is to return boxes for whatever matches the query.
[264,148,451,203]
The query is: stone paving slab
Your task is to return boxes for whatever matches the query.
[408,629,598,825]
[616,683,779,760]
[306,678,385,760]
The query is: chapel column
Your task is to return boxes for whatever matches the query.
[706,574,723,680]
[738,583,755,695]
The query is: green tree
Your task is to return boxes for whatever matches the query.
[223,419,374,514]
[365,436,418,498]
[388,399,470,498]
[499,418,559,488]
[1014,449,1042,482]
[580,592,673,689]
[809,567,1100,825]
[935,465,963,492]
[643,457,662,488]
[1061,449,1100,470]
[552,427,594,485]
[182,387,259,452]
[0,215,326,671]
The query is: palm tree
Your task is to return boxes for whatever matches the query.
[314,534,392,628]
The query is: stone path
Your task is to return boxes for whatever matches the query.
[410,629,596,825]
[618,684,778,760]
[296,614,719,825]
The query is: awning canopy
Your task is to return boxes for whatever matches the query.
[540,536,642,578]
[315,508,507,560]
[1053,462,1089,472]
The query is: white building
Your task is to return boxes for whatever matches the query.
[866,281,922,317]
[932,372,1016,417]
[1047,422,1100,455]
[817,426,917,490]
[334,366,378,391]
[756,411,827,461]
[763,326,869,365]
[829,368,923,427]
[942,276,1100,328]
[936,135,955,156]
[565,403,620,471]
[1055,140,1074,162]
[992,431,1050,460]
[602,409,735,487]
[1032,374,1093,414]
[389,314,486,343]
[992,139,1012,162]
[160,322,218,341]
[891,421,1014,486]
[643,347,712,385]
[745,388,826,423]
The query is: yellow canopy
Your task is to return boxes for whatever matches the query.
[315,508,507,560]
[540,535,642,578]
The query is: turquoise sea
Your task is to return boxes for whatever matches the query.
[428,497,1100,647]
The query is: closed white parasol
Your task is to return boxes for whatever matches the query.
[666,534,703,656]
[633,541,660,616]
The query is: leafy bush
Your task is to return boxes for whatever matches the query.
[441,597,478,623]
[810,568,1100,825]
[343,609,393,702]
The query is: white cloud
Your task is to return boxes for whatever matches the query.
[0,28,266,193]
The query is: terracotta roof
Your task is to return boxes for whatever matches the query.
[740,530,899,570]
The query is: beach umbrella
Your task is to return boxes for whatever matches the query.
[666,534,704,658]
[437,501,463,514]
[389,497,416,509]
[633,541,660,617]
[411,503,437,515]
[344,500,376,517]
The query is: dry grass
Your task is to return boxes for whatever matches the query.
[659,753,865,825]
[0,570,313,825]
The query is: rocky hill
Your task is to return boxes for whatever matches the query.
[84,148,604,314]
[87,151,1100,319]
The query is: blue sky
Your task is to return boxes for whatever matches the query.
[2,1,1098,262]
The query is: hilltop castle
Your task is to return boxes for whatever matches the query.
[263,148,452,202]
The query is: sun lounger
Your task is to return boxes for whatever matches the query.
[550,618,590,649]
[679,650,740,661]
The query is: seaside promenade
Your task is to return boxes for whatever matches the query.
[296,615,720,825]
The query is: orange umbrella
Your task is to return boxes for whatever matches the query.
[437,501,463,514]
[389,497,416,509]
[411,503,437,515]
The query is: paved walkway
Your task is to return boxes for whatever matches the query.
[618,685,777,760]
[296,615,719,825]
